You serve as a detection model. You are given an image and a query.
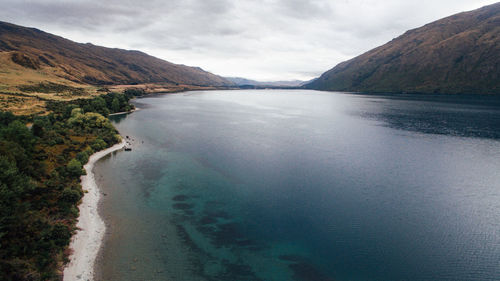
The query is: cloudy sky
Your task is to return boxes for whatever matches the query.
[0,0,497,81]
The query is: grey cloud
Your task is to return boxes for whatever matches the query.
[4,1,137,29]
[0,0,497,80]
[276,0,333,19]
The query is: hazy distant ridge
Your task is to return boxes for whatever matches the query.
[225,77,307,87]
[305,3,500,94]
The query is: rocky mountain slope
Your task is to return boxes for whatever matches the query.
[0,21,232,88]
[305,3,500,94]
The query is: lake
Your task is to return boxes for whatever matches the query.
[95,90,500,281]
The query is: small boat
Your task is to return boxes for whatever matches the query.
[124,145,132,151]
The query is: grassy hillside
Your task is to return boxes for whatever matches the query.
[0,21,234,114]
[306,3,500,94]
[0,21,232,87]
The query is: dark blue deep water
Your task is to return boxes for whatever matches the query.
[95,90,500,281]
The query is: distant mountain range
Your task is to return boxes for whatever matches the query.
[2,1,499,98]
[225,77,307,88]
[305,3,500,94]
[0,21,232,89]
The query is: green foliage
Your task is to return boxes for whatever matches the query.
[0,91,128,280]
[111,97,120,112]
[68,109,111,130]
[124,88,145,97]
[0,120,35,151]
[47,92,134,117]
[0,111,17,126]
[76,151,89,164]
[61,188,82,204]
[0,156,35,220]
[91,138,107,151]
[50,223,72,247]
[90,96,109,116]
[32,118,47,138]
[66,158,84,177]
[18,82,85,95]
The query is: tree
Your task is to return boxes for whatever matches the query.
[0,120,35,151]
[66,159,84,177]
[50,223,71,247]
[61,188,81,204]
[90,97,109,116]
[0,111,16,126]
[91,138,107,151]
[111,97,120,113]
[32,119,46,137]
[0,93,127,279]
[76,151,89,164]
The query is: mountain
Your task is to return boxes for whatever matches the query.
[305,3,500,94]
[226,77,305,87]
[0,21,232,89]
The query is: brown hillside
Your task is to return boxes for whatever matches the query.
[306,3,500,94]
[0,21,232,88]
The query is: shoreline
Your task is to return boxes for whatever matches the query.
[108,107,140,116]
[63,139,126,281]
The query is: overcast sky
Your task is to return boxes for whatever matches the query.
[0,0,497,81]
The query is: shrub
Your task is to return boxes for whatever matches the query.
[91,138,107,151]
[66,159,84,177]
[76,151,89,164]
[50,224,71,247]
[61,188,81,204]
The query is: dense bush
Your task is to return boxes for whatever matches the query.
[47,92,135,117]
[0,93,124,280]
[66,159,84,177]
[123,88,146,97]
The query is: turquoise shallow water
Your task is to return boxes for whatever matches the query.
[95,90,500,281]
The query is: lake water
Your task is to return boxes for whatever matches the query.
[95,90,500,281]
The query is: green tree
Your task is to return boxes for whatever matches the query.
[61,188,81,204]
[0,120,35,151]
[32,119,46,137]
[0,91,129,279]
[90,97,109,116]
[76,151,89,164]
[66,159,84,177]
[91,138,107,151]
[50,223,72,247]
[0,111,16,126]
[111,97,120,113]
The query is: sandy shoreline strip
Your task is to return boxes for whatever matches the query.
[63,139,125,281]
[108,107,139,116]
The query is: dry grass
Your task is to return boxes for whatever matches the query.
[0,51,105,115]
[0,93,47,115]
[0,52,83,91]
[0,50,224,115]
[108,83,221,94]
[0,20,233,115]
[0,22,232,88]
[21,90,102,101]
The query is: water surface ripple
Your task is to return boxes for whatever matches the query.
[95,90,500,281]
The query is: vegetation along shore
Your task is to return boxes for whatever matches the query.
[0,89,141,280]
